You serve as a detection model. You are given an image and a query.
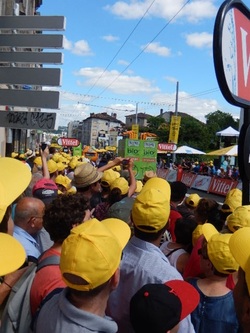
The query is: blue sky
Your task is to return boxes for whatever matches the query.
[40,0,250,128]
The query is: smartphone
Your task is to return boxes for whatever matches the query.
[122,159,129,165]
[41,142,47,151]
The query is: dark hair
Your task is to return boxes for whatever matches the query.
[108,188,127,206]
[170,181,187,202]
[174,217,197,253]
[43,193,89,243]
[0,206,11,233]
[195,198,223,231]
[133,224,167,242]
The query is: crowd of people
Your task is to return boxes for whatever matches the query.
[158,157,240,181]
[0,145,250,333]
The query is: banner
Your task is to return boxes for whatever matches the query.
[168,116,181,144]
[208,178,238,196]
[190,175,212,192]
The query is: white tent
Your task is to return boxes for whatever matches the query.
[174,145,206,155]
[216,126,239,137]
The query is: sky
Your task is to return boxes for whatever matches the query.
[40,0,250,128]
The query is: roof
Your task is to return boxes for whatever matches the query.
[216,126,239,137]
[125,112,151,119]
[84,112,125,125]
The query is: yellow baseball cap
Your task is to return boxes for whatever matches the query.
[0,233,26,275]
[47,159,58,174]
[33,156,42,167]
[101,169,120,187]
[221,188,242,213]
[0,158,32,222]
[135,180,143,193]
[110,177,129,195]
[55,175,71,190]
[132,177,170,233]
[60,218,131,291]
[229,227,250,294]
[185,193,201,208]
[57,161,67,172]
[202,223,238,274]
[226,205,250,232]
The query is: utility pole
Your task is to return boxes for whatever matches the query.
[172,81,179,163]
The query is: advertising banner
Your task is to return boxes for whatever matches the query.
[168,116,181,144]
[181,172,197,188]
[208,177,238,196]
[191,175,212,192]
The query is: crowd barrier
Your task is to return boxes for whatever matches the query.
[156,169,239,197]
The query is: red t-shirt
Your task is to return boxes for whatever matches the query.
[30,248,66,316]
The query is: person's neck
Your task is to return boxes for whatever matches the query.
[68,290,109,317]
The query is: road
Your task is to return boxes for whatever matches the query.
[187,188,225,205]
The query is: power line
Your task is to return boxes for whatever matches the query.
[86,0,158,95]
[91,0,191,101]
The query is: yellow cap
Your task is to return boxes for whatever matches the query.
[0,158,32,222]
[185,193,201,208]
[135,180,143,193]
[0,233,26,275]
[202,223,238,274]
[57,161,66,172]
[229,227,250,294]
[226,205,250,232]
[55,175,71,190]
[101,169,120,187]
[221,188,242,213]
[60,218,131,291]
[33,156,42,167]
[132,178,170,233]
[110,177,129,195]
[47,159,58,174]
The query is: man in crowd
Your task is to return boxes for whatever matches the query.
[34,218,131,333]
[107,177,195,332]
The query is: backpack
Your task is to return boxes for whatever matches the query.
[0,255,60,333]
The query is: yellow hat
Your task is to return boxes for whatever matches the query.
[110,177,129,195]
[55,175,71,190]
[221,188,242,213]
[33,156,42,167]
[18,153,26,160]
[47,159,58,174]
[229,227,250,294]
[0,158,32,223]
[0,233,26,275]
[101,169,120,187]
[60,218,131,291]
[11,152,18,158]
[57,161,66,172]
[192,225,203,247]
[202,223,238,274]
[135,180,143,193]
[185,193,201,208]
[52,153,61,162]
[226,205,250,232]
[132,178,170,233]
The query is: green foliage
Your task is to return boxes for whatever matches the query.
[205,110,239,149]
[178,116,209,151]
[145,116,169,142]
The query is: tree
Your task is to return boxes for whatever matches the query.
[177,116,209,151]
[205,110,239,149]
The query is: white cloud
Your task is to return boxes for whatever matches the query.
[63,37,93,56]
[165,76,178,84]
[118,59,130,66]
[102,35,120,42]
[143,42,171,57]
[185,32,213,48]
[151,91,220,122]
[105,0,217,22]
[74,67,160,94]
